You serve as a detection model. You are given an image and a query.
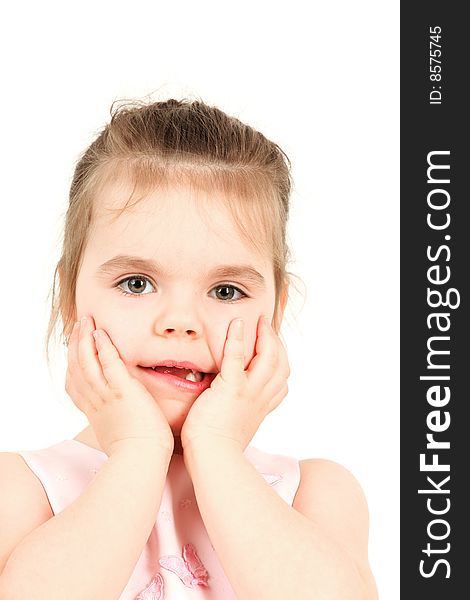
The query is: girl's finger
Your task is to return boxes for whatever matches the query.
[92,329,135,394]
[254,315,277,358]
[77,317,108,394]
[66,320,81,370]
[65,322,85,404]
[267,382,289,412]
[246,316,279,384]
[220,318,246,383]
[66,319,101,412]
[66,319,95,392]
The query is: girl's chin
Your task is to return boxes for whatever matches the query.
[155,397,193,432]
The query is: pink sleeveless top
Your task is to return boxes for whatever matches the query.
[17,439,300,599]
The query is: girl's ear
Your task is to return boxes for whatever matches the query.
[273,283,289,334]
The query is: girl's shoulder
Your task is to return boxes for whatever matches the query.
[295,457,370,513]
[294,458,370,546]
[0,451,54,518]
[293,458,377,597]
[0,452,53,573]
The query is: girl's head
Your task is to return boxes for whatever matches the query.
[46,98,294,431]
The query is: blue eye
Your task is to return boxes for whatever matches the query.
[211,285,247,302]
[116,276,155,297]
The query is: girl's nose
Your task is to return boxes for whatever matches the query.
[152,305,202,339]
[151,288,203,338]
[161,325,198,338]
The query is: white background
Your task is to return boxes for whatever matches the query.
[0,1,398,597]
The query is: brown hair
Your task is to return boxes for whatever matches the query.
[45,98,297,363]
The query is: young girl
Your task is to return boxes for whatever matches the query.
[0,99,377,600]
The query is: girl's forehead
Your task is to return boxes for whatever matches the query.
[94,183,236,238]
[89,182,269,265]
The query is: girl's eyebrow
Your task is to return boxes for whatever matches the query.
[95,254,266,289]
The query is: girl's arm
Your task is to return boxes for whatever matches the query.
[0,315,175,599]
[184,437,378,600]
[181,318,377,598]
[0,442,172,600]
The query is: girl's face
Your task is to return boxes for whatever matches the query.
[74,180,283,434]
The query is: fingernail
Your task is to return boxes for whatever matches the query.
[81,316,87,327]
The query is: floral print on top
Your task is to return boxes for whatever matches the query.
[16,439,300,599]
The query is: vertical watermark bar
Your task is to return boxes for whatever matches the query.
[401,2,468,597]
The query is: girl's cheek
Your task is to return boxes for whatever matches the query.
[92,321,132,360]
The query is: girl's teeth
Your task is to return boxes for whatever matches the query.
[185,371,203,382]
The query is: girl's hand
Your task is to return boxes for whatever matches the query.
[65,316,174,457]
[180,315,290,452]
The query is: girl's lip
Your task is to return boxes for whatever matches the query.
[142,360,207,372]
[139,366,216,393]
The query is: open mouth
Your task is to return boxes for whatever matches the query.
[146,365,204,382]
[139,362,217,392]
